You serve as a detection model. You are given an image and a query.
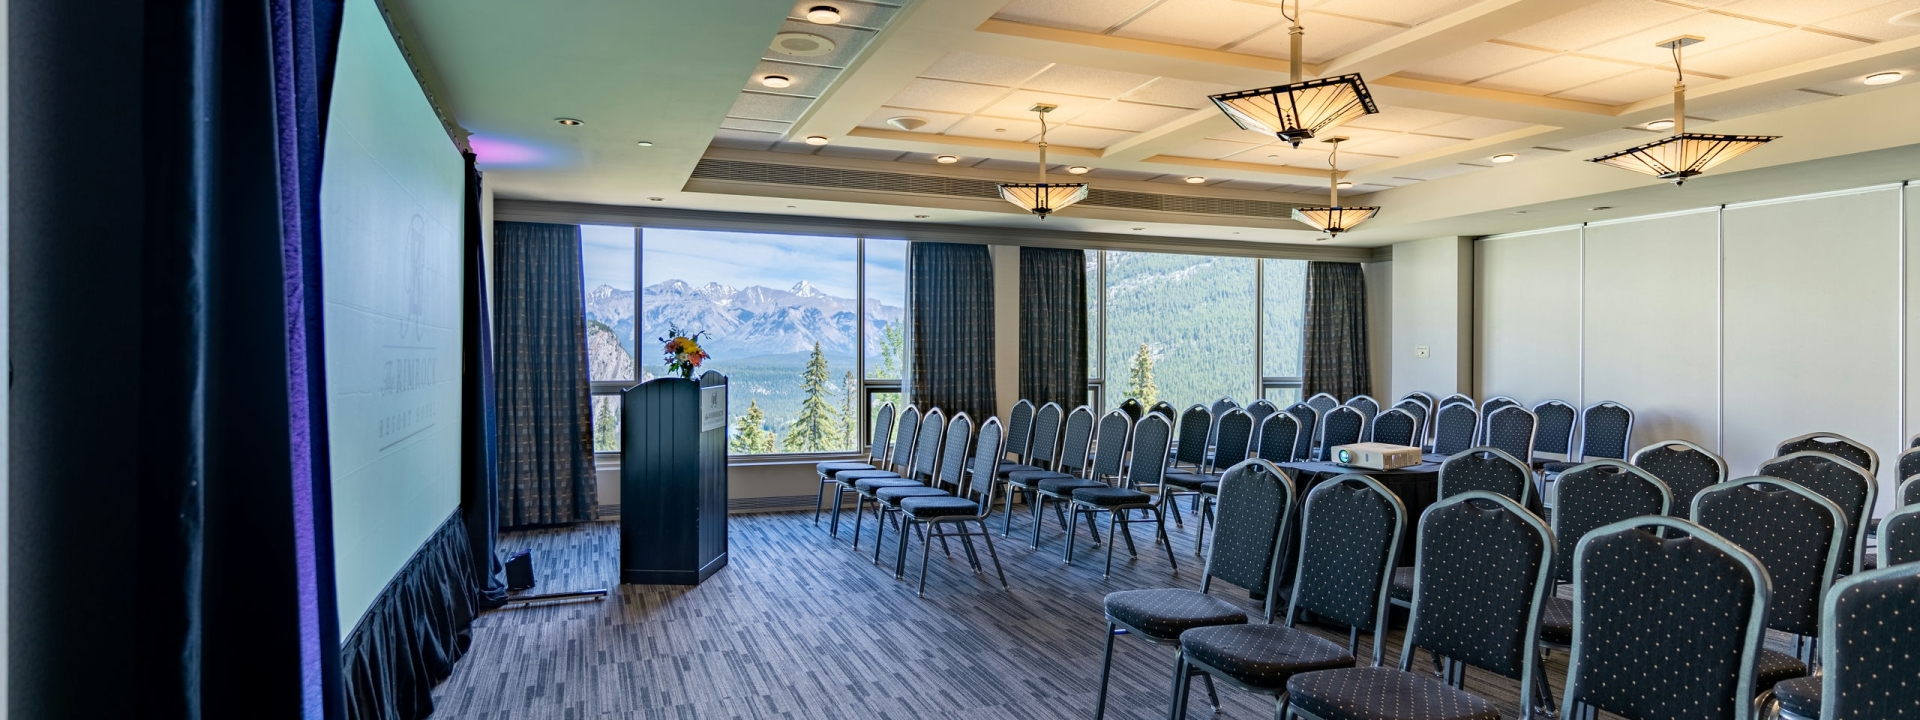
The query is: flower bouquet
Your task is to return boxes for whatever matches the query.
[660,325,711,380]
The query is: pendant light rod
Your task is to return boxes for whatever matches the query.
[1661,35,1701,135]
[1287,0,1303,83]
[1035,104,1052,184]
[1327,138,1341,206]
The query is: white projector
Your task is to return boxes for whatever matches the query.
[1332,443,1423,470]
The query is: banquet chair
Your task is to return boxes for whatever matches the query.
[1067,413,1180,577]
[1880,506,1920,567]
[1530,399,1578,468]
[1148,400,1176,421]
[1391,447,1533,609]
[1538,460,1671,678]
[850,408,945,553]
[1557,517,1769,720]
[1161,404,1213,528]
[1244,399,1279,453]
[872,413,972,568]
[1117,397,1143,420]
[1911,430,1920,449]
[1431,403,1480,457]
[1009,405,1095,548]
[1898,447,1920,492]
[1903,474,1920,507]
[1760,452,1877,574]
[1777,432,1878,476]
[1389,399,1428,446]
[996,399,1035,477]
[829,405,920,540]
[1633,440,1728,515]
[1167,409,1253,554]
[1344,395,1381,433]
[816,401,894,525]
[1283,491,1551,720]
[1477,395,1521,444]
[1283,402,1318,464]
[1305,392,1339,419]
[1439,393,1474,410]
[1691,478,1846,696]
[997,402,1063,536]
[1255,412,1302,465]
[895,417,1008,598]
[1542,401,1635,475]
[1316,405,1366,460]
[1369,407,1419,447]
[1091,457,1297,719]
[1208,397,1240,456]
[1769,563,1920,720]
[1174,473,1421,720]
[1400,391,1436,409]
[1040,409,1132,554]
[1484,404,1537,463]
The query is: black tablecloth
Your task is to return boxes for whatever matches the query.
[1278,460,1441,569]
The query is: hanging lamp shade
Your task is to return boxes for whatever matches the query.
[1211,75,1378,148]
[997,103,1087,219]
[1588,133,1776,185]
[1291,205,1379,235]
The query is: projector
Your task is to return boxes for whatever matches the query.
[1333,443,1423,470]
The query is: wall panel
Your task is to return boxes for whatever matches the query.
[1392,237,1472,396]
[1582,210,1720,450]
[1475,229,1581,408]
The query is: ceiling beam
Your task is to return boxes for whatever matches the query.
[1322,0,1605,78]
[963,19,1301,86]
[1097,109,1237,163]
[790,0,1009,139]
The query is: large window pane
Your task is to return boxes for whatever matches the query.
[865,239,908,379]
[1104,251,1256,413]
[1263,259,1308,378]
[581,225,636,381]
[591,395,621,453]
[641,229,861,455]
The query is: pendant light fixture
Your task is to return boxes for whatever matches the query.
[997,104,1088,219]
[1209,0,1377,148]
[1291,137,1377,238]
[1589,36,1778,185]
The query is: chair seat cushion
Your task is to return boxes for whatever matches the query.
[855,477,921,493]
[1163,471,1219,490]
[1389,566,1414,602]
[836,469,902,484]
[1774,676,1821,719]
[1075,487,1151,507]
[999,461,1043,478]
[1008,469,1065,488]
[1181,624,1354,690]
[1103,588,1246,641]
[1540,596,1571,646]
[1039,477,1106,495]
[899,495,980,518]
[1757,648,1808,691]
[876,486,950,504]
[1539,461,1578,474]
[1286,666,1499,720]
[817,461,874,476]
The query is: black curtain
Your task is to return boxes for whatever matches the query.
[910,243,998,423]
[493,221,599,526]
[462,154,509,606]
[1019,247,1087,413]
[1302,261,1372,400]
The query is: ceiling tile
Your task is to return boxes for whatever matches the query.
[1342,132,1463,157]
[857,107,968,134]
[1216,179,1289,191]
[1472,54,1641,95]
[1716,0,1891,26]
[972,158,1042,172]
[1577,14,1788,66]
[727,92,814,122]
[813,145,908,161]
[1121,77,1244,108]
[1112,0,1290,49]
[1810,0,1920,41]
[992,0,1162,34]
[1390,162,1486,181]
[1540,127,1665,151]
[1686,30,1870,78]
[1293,150,1387,169]
[1070,101,1199,131]
[920,51,1052,87]
[1164,138,1265,159]
[1550,69,1718,104]
[1237,143,1330,167]
[1343,106,1463,132]
[885,78,1011,114]
[1042,125,1138,147]
[1499,0,1696,52]
[1312,0,1482,27]
[1208,127,1285,143]
[710,128,782,150]
[1232,13,1405,63]
[719,117,794,133]
[943,115,1043,140]
[1022,63,1160,98]
[748,60,833,97]
[1399,42,1557,83]
[1417,115,1532,140]
[976,90,1109,125]
[1086,167,1164,181]
[1692,89,1830,120]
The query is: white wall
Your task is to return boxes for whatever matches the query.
[1365,259,1393,401]
[1474,183,1913,514]
[1392,236,1473,397]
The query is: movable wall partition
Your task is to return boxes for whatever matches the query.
[1475,182,1916,515]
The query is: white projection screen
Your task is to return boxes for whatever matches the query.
[321,0,466,635]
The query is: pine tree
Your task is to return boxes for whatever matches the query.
[730,400,777,454]
[873,322,903,378]
[1125,342,1159,407]
[783,342,842,452]
[592,397,620,451]
[840,370,859,449]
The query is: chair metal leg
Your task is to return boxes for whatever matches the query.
[957,526,981,571]
[852,495,868,549]
[978,521,1009,590]
[1002,484,1018,537]
[895,517,912,579]
[1167,492,1185,527]
[1193,497,1210,557]
[917,522,936,596]
[1104,509,1119,579]
[936,516,953,558]
[1084,505,1103,546]
[829,486,845,537]
[1064,505,1080,564]
[1118,512,1138,557]
[1095,622,1118,720]
[814,480,828,524]
[1155,508,1178,572]
[1031,495,1050,549]
[872,505,888,564]
[1201,673,1219,713]
[1169,652,1191,720]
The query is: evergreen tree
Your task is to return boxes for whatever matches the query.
[783,342,842,452]
[1125,342,1159,407]
[840,371,859,449]
[873,322,904,378]
[730,400,776,454]
[592,397,620,451]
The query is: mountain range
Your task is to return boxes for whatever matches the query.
[589,280,901,361]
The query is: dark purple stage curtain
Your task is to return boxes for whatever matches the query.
[463,152,510,607]
[909,243,998,423]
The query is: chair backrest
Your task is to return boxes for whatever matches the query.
[1173,405,1212,467]
[1402,391,1436,410]
[1577,401,1634,461]
[1631,440,1726,514]
[1148,400,1175,420]
[1484,405,1537,462]
[1088,410,1133,482]
[1550,460,1672,584]
[1898,447,1920,492]
[1003,399,1034,463]
[1880,506,1920,568]
[1760,451,1877,572]
[1691,478,1845,638]
[1288,474,1406,660]
[1432,403,1480,456]
[1316,405,1366,459]
[1369,408,1419,447]
[1025,402,1065,469]
[867,402,896,463]
[1056,405,1097,474]
[906,408,947,482]
[1210,409,1254,471]
[1477,396,1521,443]
[1402,492,1553,697]
[1126,413,1173,492]
[1255,412,1301,464]
[1903,474,1920,508]
[1815,563,1920,719]
[1243,400,1279,453]
[1283,402,1318,462]
[1777,432,1878,475]
[1116,397,1143,420]
[1202,458,1297,620]
[1305,392,1340,417]
[1345,395,1381,426]
[1562,517,1769,720]
[1439,393,1474,410]
[1531,399,1578,456]
[961,417,1004,508]
[888,405,923,470]
[1390,399,1428,445]
[1439,447,1533,507]
[1210,396,1239,417]
[933,413,975,491]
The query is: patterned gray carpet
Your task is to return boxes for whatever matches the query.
[428,505,1726,719]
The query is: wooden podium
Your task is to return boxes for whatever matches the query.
[620,370,728,584]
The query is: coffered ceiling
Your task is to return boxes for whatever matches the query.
[388,0,1920,246]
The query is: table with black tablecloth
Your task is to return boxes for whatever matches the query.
[1277,459,1442,569]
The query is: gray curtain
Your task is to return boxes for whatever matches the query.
[1019,247,1086,413]
[1303,261,1371,400]
[910,243,998,422]
[492,221,598,526]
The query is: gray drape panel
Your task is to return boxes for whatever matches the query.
[1019,247,1087,413]
[1303,261,1371,400]
[910,243,998,422]
[492,221,598,526]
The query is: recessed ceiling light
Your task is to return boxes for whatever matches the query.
[804,135,830,146]
[760,75,792,89]
[1490,154,1516,163]
[914,214,930,219]
[994,127,1007,133]
[648,197,665,202]
[935,155,959,164]
[1512,210,1529,215]
[1067,166,1090,174]
[1865,71,1905,85]
[1590,206,1614,211]
[806,5,842,24]
[635,141,653,147]
[1185,176,1206,184]
[555,118,583,126]
[770,32,835,56]
[886,116,928,131]
[1132,227,1145,231]
[1336,181,1353,189]
[1645,118,1675,131]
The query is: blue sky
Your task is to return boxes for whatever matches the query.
[579,226,908,303]
[580,225,635,291]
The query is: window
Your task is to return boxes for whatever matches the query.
[582,225,637,452]
[1262,259,1308,405]
[864,239,907,438]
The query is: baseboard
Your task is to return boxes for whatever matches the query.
[727,494,821,514]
